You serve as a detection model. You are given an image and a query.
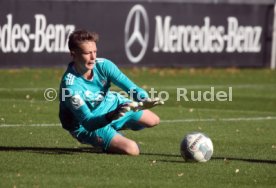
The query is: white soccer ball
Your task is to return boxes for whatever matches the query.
[180,132,213,162]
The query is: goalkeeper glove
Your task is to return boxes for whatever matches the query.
[105,103,132,122]
[129,98,164,112]
[106,98,164,122]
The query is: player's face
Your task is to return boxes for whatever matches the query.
[72,41,97,71]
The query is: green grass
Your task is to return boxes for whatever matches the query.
[0,68,276,188]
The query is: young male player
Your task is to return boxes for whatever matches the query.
[59,30,163,155]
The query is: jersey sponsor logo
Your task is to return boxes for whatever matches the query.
[70,94,84,109]
[124,5,149,63]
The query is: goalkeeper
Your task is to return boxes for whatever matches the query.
[59,30,163,155]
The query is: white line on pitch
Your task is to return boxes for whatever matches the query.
[161,116,276,123]
[0,88,52,91]
[153,84,276,90]
[0,123,60,127]
[0,116,276,128]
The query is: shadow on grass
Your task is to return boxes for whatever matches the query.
[212,156,276,164]
[152,154,276,164]
[141,152,180,158]
[0,146,103,155]
[1,147,275,164]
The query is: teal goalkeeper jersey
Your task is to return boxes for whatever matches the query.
[59,58,149,131]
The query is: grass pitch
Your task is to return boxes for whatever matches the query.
[0,67,275,188]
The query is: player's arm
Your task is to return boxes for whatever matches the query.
[63,92,108,131]
[102,60,164,110]
[63,87,131,130]
[102,60,148,100]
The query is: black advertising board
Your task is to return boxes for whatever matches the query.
[0,0,274,68]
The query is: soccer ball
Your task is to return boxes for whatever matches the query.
[180,132,213,162]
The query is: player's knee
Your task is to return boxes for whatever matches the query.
[125,141,140,156]
[154,115,160,125]
[148,115,160,127]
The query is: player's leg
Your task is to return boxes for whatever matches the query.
[70,124,140,155]
[106,111,142,155]
[71,110,159,155]
[137,109,160,128]
[107,110,160,155]
[108,134,139,155]
[106,110,159,155]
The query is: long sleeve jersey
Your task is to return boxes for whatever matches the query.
[59,58,148,131]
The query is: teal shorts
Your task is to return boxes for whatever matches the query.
[70,110,144,151]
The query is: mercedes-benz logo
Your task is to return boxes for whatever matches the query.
[124,5,149,63]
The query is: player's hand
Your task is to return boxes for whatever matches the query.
[140,97,164,110]
[129,98,164,112]
[105,103,131,122]
[106,98,164,122]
